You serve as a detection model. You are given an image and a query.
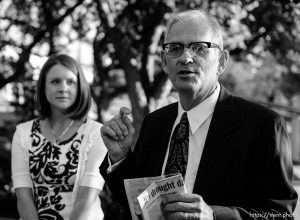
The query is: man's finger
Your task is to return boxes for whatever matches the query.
[164,212,192,220]
[108,120,125,140]
[122,114,134,133]
[163,193,201,204]
[119,107,132,115]
[163,201,191,212]
[101,124,118,141]
[115,117,129,136]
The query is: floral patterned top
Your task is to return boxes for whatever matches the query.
[12,118,106,220]
[29,119,83,219]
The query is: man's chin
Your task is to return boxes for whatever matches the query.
[175,84,201,94]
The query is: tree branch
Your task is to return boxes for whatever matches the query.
[0,0,84,89]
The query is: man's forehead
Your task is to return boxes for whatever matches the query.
[166,17,213,42]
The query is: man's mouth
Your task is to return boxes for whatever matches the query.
[178,70,196,75]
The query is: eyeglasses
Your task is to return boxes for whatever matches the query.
[162,41,221,58]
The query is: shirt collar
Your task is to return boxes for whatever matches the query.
[178,83,220,134]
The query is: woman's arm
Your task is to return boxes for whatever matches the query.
[12,123,39,219]
[70,122,107,219]
[15,188,39,220]
[70,186,100,220]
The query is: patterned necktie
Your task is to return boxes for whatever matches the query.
[165,112,189,178]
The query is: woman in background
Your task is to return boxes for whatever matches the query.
[11,54,106,220]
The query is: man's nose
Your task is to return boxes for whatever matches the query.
[179,47,194,64]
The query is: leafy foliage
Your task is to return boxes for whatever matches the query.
[1,0,299,120]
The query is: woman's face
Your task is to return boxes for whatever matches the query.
[45,64,78,113]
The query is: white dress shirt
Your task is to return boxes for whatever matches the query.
[161,83,220,193]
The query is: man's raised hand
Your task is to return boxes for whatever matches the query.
[100,107,135,163]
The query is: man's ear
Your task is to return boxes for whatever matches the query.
[160,51,168,74]
[217,50,229,76]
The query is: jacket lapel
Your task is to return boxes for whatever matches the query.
[193,85,240,200]
[141,103,178,176]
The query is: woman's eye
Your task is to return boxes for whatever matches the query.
[67,79,76,85]
[51,79,60,84]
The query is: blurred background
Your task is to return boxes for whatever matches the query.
[0,0,300,219]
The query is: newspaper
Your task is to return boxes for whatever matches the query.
[124,173,186,220]
[124,176,165,220]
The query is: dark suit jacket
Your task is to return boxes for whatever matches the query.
[100,85,298,219]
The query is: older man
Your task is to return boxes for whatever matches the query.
[100,9,297,219]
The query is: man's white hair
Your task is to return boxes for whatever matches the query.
[164,10,224,50]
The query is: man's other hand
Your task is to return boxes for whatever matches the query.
[162,192,214,220]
